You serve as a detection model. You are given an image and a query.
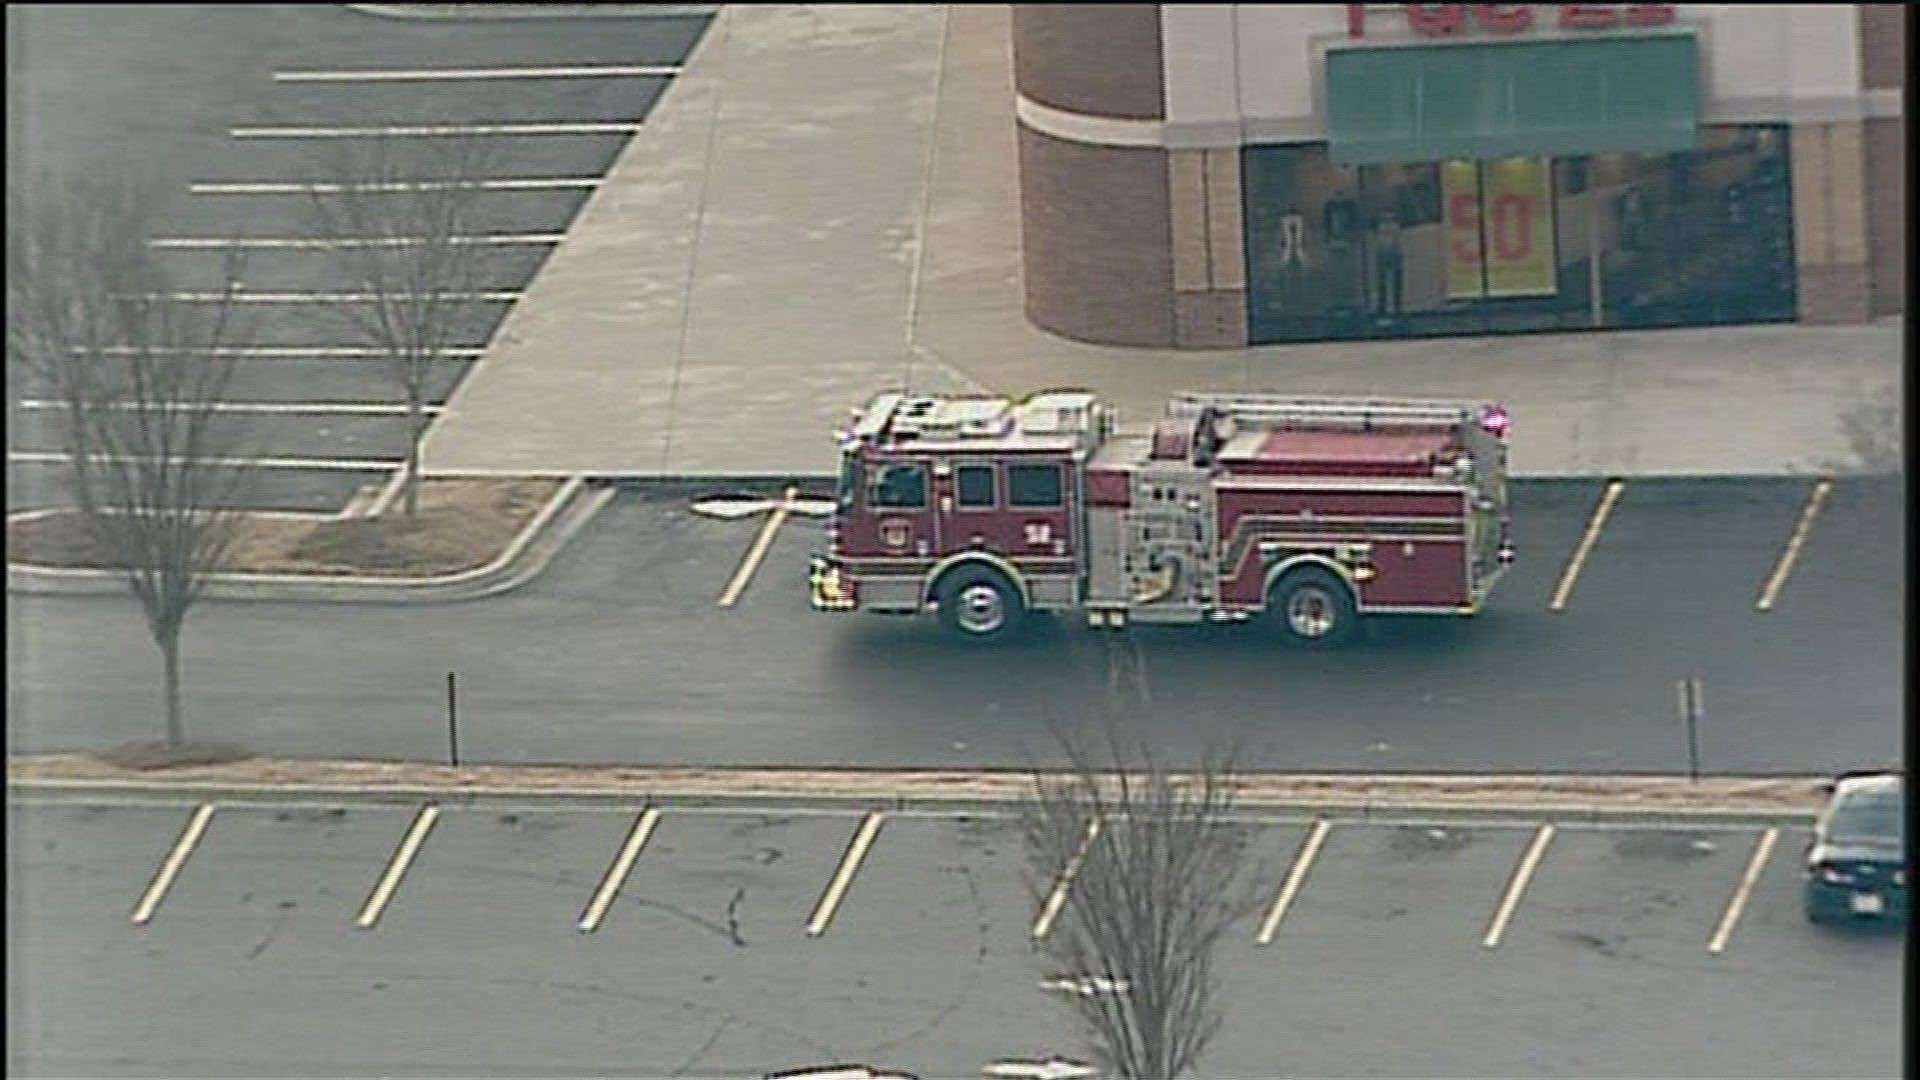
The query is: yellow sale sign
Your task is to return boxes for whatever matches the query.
[1481,156,1557,297]
[1441,160,1484,300]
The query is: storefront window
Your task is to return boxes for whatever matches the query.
[1242,125,1796,344]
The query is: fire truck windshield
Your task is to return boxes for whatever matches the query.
[836,451,860,511]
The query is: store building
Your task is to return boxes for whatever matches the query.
[1012,4,1905,347]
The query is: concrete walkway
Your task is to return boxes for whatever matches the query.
[419,4,1904,481]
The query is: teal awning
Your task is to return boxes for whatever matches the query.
[1325,30,1700,164]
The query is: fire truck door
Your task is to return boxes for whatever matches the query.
[1004,458,1074,561]
[865,457,939,558]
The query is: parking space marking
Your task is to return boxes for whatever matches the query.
[18,399,444,417]
[1707,826,1778,955]
[1256,818,1330,945]
[1032,819,1102,941]
[10,451,399,472]
[191,179,600,195]
[151,235,563,250]
[164,290,521,303]
[231,122,644,139]
[355,804,440,930]
[1548,480,1623,612]
[273,64,680,82]
[717,486,798,608]
[576,807,660,933]
[1755,478,1833,612]
[807,812,886,937]
[129,803,216,926]
[1481,824,1555,948]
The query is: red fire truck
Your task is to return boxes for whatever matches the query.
[808,389,1514,646]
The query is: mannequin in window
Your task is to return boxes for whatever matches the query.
[1372,211,1403,318]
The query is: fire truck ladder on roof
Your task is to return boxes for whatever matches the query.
[1167,391,1482,431]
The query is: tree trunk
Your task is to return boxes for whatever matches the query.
[161,627,184,747]
[404,381,421,516]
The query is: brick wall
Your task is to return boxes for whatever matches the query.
[1864,116,1905,316]
[1790,120,1873,324]
[1011,5,1164,118]
[1017,126,1175,345]
[1858,4,1906,88]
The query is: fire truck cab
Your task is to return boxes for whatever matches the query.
[810,389,1514,646]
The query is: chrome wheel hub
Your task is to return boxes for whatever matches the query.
[1286,585,1337,639]
[955,583,1006,635]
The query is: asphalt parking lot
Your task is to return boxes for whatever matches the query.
[6,796,1901,1078]
[5,4,713,514]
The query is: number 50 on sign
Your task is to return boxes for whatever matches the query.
[1443,156,1558,299]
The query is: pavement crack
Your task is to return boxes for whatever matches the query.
[724,886,747,947]
[866,864,988,1057]
[668,1016,733,1078]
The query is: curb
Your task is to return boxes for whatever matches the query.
[344,3,719,20]
[5,776,1820,827]
[7,475,614,604]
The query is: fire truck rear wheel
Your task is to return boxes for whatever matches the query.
[1267,567,1357,648]
[936,566,1024,642]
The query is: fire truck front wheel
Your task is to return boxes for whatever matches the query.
[1267,567,1357,648]
[935,566,1025,642]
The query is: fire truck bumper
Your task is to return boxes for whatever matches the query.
[809,555,858,612]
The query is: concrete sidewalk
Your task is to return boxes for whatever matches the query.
[418,4,1904,482]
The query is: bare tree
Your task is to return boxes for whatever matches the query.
[302,128,502,515]
[7,171,256,747]
[1021,636,1262,1080]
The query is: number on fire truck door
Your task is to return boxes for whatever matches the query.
[1024,521,1052,547]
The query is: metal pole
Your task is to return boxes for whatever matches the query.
[1587,190,1604,327]
[1686,678,1702,783]
[447,671,460,768]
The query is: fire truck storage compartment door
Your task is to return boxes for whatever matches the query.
[1125,462,1217,621]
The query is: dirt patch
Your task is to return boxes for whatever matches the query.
[7,477,561,577]
[6,754,1831,813]
[96,740,253,772]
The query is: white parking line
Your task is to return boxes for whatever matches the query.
[1482,824,1555,948]
[151,235,563,250]
[1032,819,1101,941]
[717,486,798,608]
[1708,826,1779,955]
[75,345,484,359]
[10,451,400,472]
[807,812,885,938]
[130,803,216,926]
[1549,480,1623,612]
[18,399,444,417]
[356,804,440,929]
[163,290,521,303]
[274,64,679,82]
[577,807,660,933]
[1755,479,1833,612]
[1256,818,1330,945]
[191,178,600,195]
[231,122,643,139]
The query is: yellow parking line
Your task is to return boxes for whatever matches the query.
[1256,819,1331,945]
[356,805,440,930]
[717,486,797,608]
[1482,825,1556,948]
[1755,479,1833,612]
[130,803,216,926]
[806,812,886,937]
[1032,819,1102,941]
[1549,480,1623,612]
[577,807,661,933]
[1708,827,1779,955]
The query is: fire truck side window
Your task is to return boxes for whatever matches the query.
[870,462,927,508]
[956,464,996,508]
[1008,463,1063,507]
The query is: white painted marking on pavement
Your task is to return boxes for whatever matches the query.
[231,122,642,139]
[1756,479,1833,612]
[1257,818,1330,945]
[151,235,562,250]
[273,64,679,82]
[10,451,400,473]
[75,345,484,359]
[577,807,660,933]
[1032,818,1101,941]
[356,804,440,929]
[807,811,885,937]
[717,486,797,608]
[130,803,216,926]
[1549,480,1623,612]
[1482,824,1555,948]
[162,290,521,303]
[191,178,600,195]
[18,399,444,417]
[1708,826,1779,954]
